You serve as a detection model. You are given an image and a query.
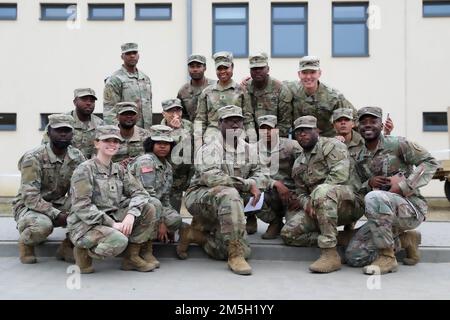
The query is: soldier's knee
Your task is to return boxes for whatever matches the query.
[311,184,334,202]
[364,191,386,206]
[217,187,240,202]
[95,231,128,257]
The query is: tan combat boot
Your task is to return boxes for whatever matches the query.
[246,214,257,235]
[73,247,94,274]
[140,240,160,268]
[56,236,75,263]
[363,248,398,275]
[121,243,156,272]
[400,230,421,266]
[309,247,342,273]
[19,242,37,264]
[261,218,284,240]
[227,240,252,275]
[176,223,206,260]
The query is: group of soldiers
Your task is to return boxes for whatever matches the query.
[13,42,439,277]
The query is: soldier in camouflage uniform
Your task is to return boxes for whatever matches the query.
[177,54,215,122]
[195,51,257,144]
[160,98,194,211]
[281,116,365,273]
[246,115,302,239]
[103,43,152,129]
[68,125,157,273]
[285,56,357,137]
[178,105,269,275]
[13,114,86,264]
[112,102,151,166]
[344,107,439,275]
[246,53,293,137]
[42,88,104,159]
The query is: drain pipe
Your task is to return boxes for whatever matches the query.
[186,0,193,81]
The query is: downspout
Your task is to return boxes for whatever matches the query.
[187,0,193,81]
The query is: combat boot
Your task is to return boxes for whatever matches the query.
[73,247,94,274]
[176,223,206,260]
[400,230,421,266]
[121,243,156,272]
[309,247,342,273]
[246,214,257,235]
[56,236,75,263]
[261,218,284,239]
[140,240,160,268]
[363,248,398,275]
[19,242,36,264]
[227,240,252,275]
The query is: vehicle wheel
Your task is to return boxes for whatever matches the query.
[445,180,450,202]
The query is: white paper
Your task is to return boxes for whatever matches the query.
[244,192,264,212]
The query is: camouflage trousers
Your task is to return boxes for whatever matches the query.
[253,187,288,223]
[185,186,250,260]
[345,191,425,267]
[72,203,156,258]
[281,184,364,248]
[170,164,194,212]
[148,198,182,233]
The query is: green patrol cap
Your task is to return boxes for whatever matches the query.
[299,56,320,71]
[48,114,74,130]
[95,125,123,142]
[218,105,243,120]
[74,88,97,100]
[213,51,233,68]
[121,42,138,54]
[294,115,317,130]
[332,108,354,122]
[258,115,277,128]
[249,52,268,68]
[162,98,183,111]
[116,102,138,114]
[188,54,206,65]
[150,125,174,143]
[357,106,382,120]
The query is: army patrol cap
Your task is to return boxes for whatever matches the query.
[162,98,183,111]
[74,88,97,100]
[121,42,138,54]
[357,106,382,120]
[258,115,277,128]
[95,125,123,142]
[48,114,74,130]
[218,105,244,120]
[299,56,320,71]
[213,51,233,68]
[116,102,138,114]
[150,125,174,143]
[332,108,354,122]
[294,115,317,130]
[188,54,206,65]
[249,52,269,68]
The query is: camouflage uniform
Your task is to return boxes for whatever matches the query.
[103,43,152,129]
[281,116,364,248]
[68,126,156,258]
[186,107,269,260]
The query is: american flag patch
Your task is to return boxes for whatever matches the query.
[141,166,153,173]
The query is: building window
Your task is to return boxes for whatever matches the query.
[332,2,368,57]
[88,4,124,21]
[423,1,450,17]
[41,3,77,21]
[0,3,17,20]
[40,113,53,131]
[136,3,172,20]
[0,113,17,131]
[271,3,307,57]
[423,112,448,132]
[213,4,248,57]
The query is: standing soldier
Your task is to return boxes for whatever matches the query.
[68,125,157,274]
[286,56,356,137]
[13,114,85,264]
[345,107,439,274]
[178,105,269,275]
[103,43,153,129]
[246,53,293,137]
[177,54,215,122]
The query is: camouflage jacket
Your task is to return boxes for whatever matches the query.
[112,125,151,163]
[177,78,216,122]
[286,81,356,137]
[345,130,365,190]
[247,76,293,137]
[68,158,150,240]
[103,66,152,129]
[189,138,269,192]
[291,137,350,209]
[195,80,257,141]
[12,144,86,220]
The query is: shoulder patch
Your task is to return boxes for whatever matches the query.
[141,166,153,174]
